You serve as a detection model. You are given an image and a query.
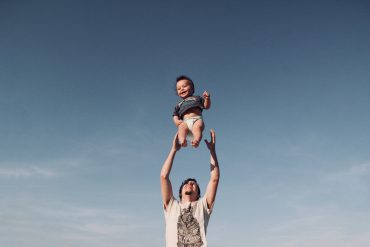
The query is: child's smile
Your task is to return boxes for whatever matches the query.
[176,79,193,99]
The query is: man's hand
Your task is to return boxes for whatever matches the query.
[204,129,216,151]
[172,133,181,152]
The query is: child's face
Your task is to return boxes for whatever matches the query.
[176,79,193,99]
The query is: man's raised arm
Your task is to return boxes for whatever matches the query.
[204,129,220,210]
[160,134,181,209]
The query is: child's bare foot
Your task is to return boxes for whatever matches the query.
[191,139,200,148]
[179,139,187,147]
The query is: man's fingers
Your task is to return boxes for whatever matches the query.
[210,129,215,143]
[173,132,181,150]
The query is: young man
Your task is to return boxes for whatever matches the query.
[160,129,220,247]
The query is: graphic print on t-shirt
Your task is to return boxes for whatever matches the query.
[177,204,203,247]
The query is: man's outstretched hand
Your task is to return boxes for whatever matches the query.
[172,133,181,152]
[204,129,216,151]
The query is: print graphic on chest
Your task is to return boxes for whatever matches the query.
[177,204,203,247]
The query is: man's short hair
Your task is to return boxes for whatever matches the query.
[179,178,201,200]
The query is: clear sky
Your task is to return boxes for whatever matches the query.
[1,0,370,246]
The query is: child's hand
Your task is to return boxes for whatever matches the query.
[203,91,211,109]
[203,91,210,99]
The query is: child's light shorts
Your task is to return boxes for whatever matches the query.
[184,116,203,138]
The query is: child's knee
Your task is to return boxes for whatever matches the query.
[178,122,188,130]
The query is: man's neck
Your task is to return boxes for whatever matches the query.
[181,196,197,204]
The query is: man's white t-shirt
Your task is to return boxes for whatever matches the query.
[164,197,212,247]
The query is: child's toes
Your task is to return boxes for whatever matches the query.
[191,140,199,148]
[181,140,188,147]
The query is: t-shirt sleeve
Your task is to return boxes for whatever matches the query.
[164,196,174,211]
[173,105,180,117]
[201,196,212,216]
[164,196,177,219]
[200,96,205,107]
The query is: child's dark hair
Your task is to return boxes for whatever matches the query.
[178,178,201,200]
[175,75,195,95]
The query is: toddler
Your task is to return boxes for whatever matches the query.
[173,75,211,147]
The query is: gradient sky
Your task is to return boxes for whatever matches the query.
[1,1,370,246]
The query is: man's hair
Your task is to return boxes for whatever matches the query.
[179,178,201,200]
[175,75,195,95]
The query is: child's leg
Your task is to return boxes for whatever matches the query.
[178,122,189,147]
[191,119,204,148]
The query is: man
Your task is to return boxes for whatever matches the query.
[160,129,220,247]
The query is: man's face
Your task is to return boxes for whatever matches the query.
[182,180,199,200]
[176,79,193,99]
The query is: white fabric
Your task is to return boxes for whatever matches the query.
[184,116,202,138]
[164,197,212,247]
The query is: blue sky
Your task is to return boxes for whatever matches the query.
[1,0,370,246]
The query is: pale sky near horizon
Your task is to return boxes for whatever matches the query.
[1,0,370,246]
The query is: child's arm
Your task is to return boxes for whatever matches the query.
[203,91,211,109]
[173,115,183,127]
[173,104,183,127]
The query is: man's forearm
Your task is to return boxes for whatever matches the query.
[210,149,220,181]
[161,149,177,179]
[205,147,219,209]
[161,148,177,207]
